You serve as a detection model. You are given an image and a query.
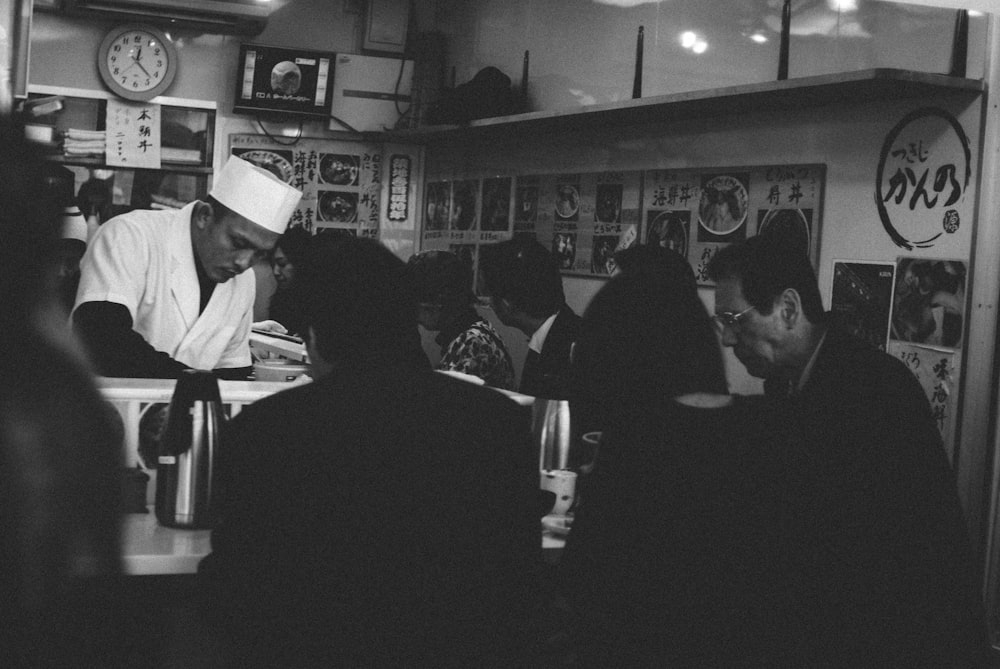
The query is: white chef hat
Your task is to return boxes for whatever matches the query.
[209,156,302,234]
[59,205,89,244]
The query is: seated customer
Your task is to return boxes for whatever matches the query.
[561,246,801,666]
[405,250,515,390]
[479,238,581,399]
[252,224,311,337]
[198,237,539,667]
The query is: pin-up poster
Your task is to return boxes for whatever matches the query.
[421,170,641,279]
[890,257,966,350]
[229,134,383,237]
[643,164,825,285]
[831,261,896,353]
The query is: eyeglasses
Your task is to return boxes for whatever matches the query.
[713,305,755,332]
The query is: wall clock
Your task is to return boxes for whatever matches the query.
[97,24,178,102]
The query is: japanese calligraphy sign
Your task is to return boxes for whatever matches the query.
[229,134,382,237]
[875,108,972,251]
[106,100,161,169]
[420,170,641,279]
[831,261,896,353]
[643,164,825,285]
[888,341,960,451]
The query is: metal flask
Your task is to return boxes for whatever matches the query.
[533,398,572,471]
[155,370,224,529]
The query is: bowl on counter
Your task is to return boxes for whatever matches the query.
[253,359,310,382]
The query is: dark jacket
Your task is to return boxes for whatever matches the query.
[198,360,540,668]
[775,325,988,666]
[519,303,581,399]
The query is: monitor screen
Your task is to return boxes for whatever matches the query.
[233,43,335,119]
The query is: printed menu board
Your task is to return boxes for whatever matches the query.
[419,164,824,284]
[642,164,826,285]
[229,134,383,237]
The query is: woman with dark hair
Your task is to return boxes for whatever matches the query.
[253,225,312,336]
[561,245,800,667]
[405,250,515,389]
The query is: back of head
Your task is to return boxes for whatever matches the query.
[574,248,727,428]
[707,235,826,323]
[275,225,313,267]
[405,250,475,310]
[479,238,565,317]
[292,237,416,365]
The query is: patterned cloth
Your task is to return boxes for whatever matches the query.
[436,308,516,390]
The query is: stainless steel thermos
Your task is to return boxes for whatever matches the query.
[534,398,572,471]
[155,370,224,529]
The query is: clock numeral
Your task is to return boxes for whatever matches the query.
[132,81,139,88]
[145,78,150,86]
[133,35,141,43]
[156,60,163,68]
[154,48,161,56]
[121,77,127,84]
[113,67,119,75]
[113,44,121,52]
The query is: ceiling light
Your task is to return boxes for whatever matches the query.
[692,40,708,54]
[750,33,768,43]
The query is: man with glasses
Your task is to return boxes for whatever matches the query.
[707,236,987,666]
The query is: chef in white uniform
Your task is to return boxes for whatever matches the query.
[73,156,302,379]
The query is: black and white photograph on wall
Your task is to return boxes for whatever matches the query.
[318,190,358,223]
[591,235,619,275]
[555,182,581,222]
[450,179,478,231]
[514,178,539,231]
[646,210,690,259]
[595,184,623,224]
[553,233,577,270]
[425,181,450,231]
[831,261,895,352]
[890,258,966,350]
[319,153,360,186]
[481,177,512,232]
[231,148,295,183]
[697,173,749,241]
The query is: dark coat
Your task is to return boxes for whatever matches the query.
[776,326,988,666]
[198,361,540,668]
[519,303,581,399]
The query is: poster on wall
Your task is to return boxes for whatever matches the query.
[643,164,825,285]
[889,257,966,350]
[420,170,641,280]
[229,134,383,237]
[888,341,960,453]
[831,260,896,353]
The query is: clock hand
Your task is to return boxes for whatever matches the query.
[134,60,152,79]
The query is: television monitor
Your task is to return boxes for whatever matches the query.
[233,43,334,119]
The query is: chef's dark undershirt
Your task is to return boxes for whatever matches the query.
[72,253,249,380]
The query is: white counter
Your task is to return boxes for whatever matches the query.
[122,509,566,575]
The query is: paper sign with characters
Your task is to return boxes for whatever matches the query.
[230,133,383,238]
[643,164,825,285]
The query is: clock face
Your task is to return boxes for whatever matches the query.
[98,25,177,101]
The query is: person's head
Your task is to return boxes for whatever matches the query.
[271,225,312,287]
[291,236,418,375]
[573,245,727,428]
[707,235,826,381]
[405,250,476,331]
[478,238,565,332]
[195,156,302,284]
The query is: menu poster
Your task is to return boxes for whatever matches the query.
[890,257,967,351]
[831,261,896,353]
[229,134,382,237]
[106,99,162,169]
[888,341,961,453]
[643,164,825,285]
[421,170,641,279]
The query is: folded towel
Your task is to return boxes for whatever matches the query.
[65,128,106,141]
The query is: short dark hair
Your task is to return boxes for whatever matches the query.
[291,237,417,363]
[707,235,826,324]
[274,225,313,267]
[478,239,565,318]
[405,250,475,308]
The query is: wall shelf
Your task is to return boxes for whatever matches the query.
[374,69,984,145]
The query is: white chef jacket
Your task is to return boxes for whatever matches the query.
[74,203,255,371]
